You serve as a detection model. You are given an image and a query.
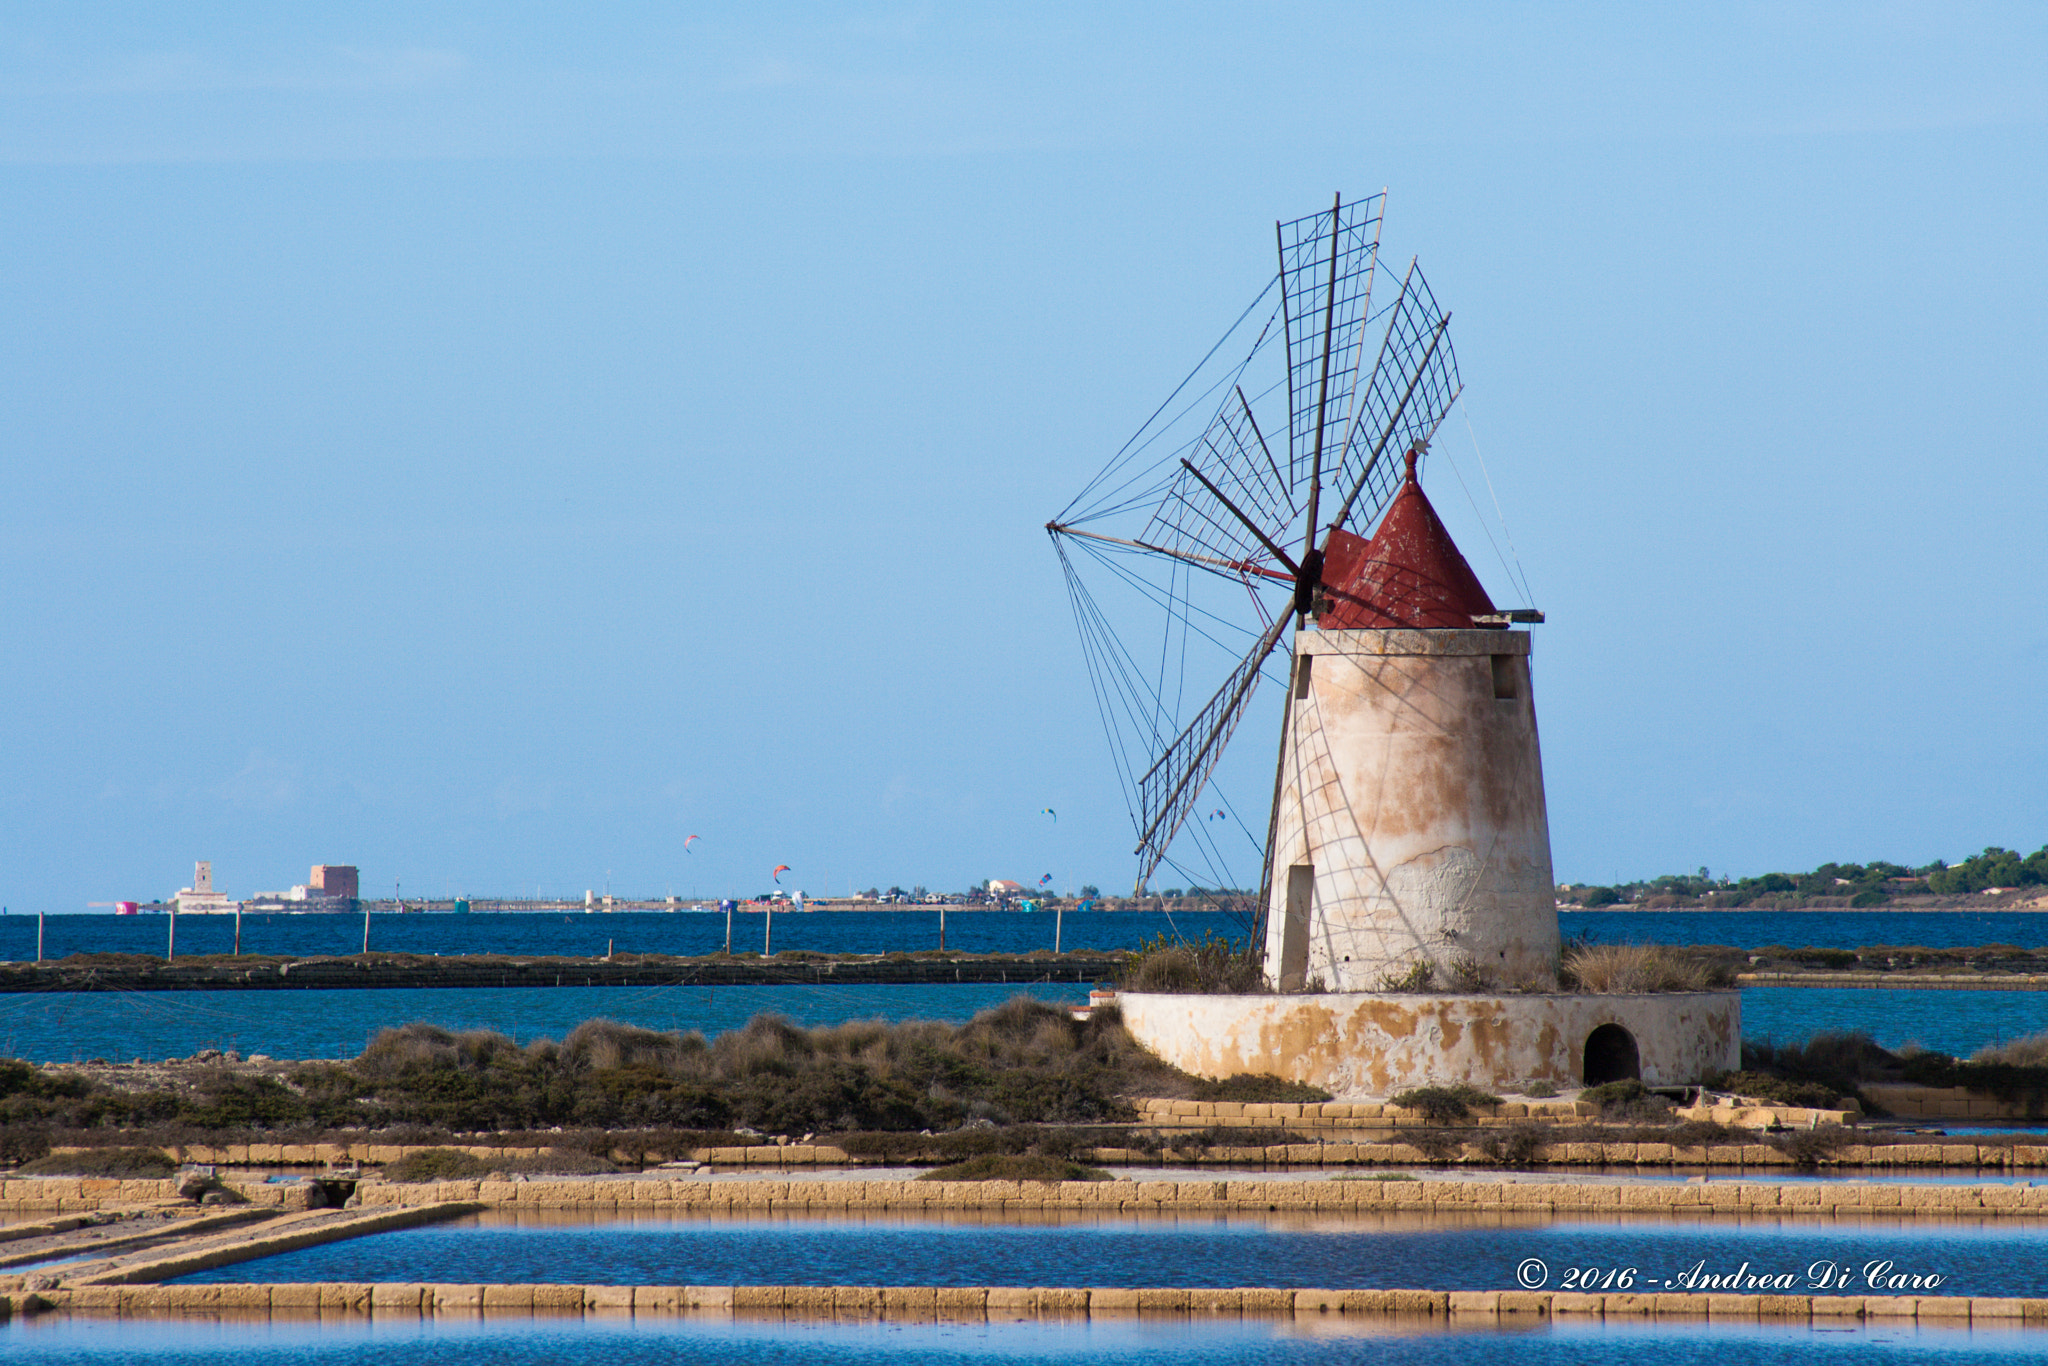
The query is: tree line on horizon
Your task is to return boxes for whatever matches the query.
[1561,844,2048,909]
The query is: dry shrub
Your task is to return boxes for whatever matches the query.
[918,1152,1110,1182]
[383,1148,491,1182]
[1189,1073,1331,1103]
[1974,1032,2048,1067]
[1562,944,1726,993]
[1120,932,1264,993]
[1391,1084,1500,1124]
[357,1024,525,1076]
[17,1145,176,1178]
[1476,1124,1548,1168]
[561,1019,705,1072]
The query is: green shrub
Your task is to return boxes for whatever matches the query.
[1580,1079,1670,1121]
[1390,1084,1500,1124]
[1706,1072,1841,1109]
[1189,1074,1331,1103]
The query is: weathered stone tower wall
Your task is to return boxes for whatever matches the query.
[1261,626,1559,992]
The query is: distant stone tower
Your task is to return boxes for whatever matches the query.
[1262,450,1559,992]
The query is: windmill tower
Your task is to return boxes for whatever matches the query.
[1051,192,1738,1094]
[1266,444,1558,992]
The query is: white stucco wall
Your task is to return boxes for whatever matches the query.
[1120,990,1742,1097]
[1262,628,1559,992]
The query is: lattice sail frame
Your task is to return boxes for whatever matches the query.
[1048,192,1463,891]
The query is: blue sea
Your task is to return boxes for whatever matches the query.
[1,911,2045,1062]
[6,908,2046,964]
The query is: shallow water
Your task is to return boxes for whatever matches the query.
[177,1209,2046,1298]
[5,1311,2043,1366]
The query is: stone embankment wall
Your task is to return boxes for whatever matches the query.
[17,1174,2048,1220]
[20,1282,2048,1326]
[0,952,1123,994]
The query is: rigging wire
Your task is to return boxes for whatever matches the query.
[1059,278,1278,522]
[1459,400,1538,609]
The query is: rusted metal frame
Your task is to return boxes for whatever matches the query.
[1329,314,1453,535]
[1044,522,1291,584]
[1275,217,1295,481]
[1236,385,1289,507]
[1301,192,1345,577]
[1178,458,1302,580]
[1186,419,1290,552]
[1328,256,1418,525]
[1134,613,1291,874]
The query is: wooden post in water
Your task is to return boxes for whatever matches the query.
[167,905,176,962]
[939,903,946,952]
[764,900,774,956]
[37,910,44,963]
[233,903,243,956]
[724,901,733,953]
[1056,903,1064,955]
[362,899,372,955]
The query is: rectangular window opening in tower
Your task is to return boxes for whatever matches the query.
[1491,654,1519,701]
[1294,655,1313,701]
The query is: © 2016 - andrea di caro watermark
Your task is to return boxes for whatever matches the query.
[1514,1257,1949,1293]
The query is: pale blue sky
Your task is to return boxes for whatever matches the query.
[2,4,2044,908]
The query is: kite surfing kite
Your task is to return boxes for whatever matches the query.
[1039,874,1054,888]
[772,864,791,883]
[684,834,700,853]
[1041,808,1057,822]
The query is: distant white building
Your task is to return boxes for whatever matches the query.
[174,861,239,915]
[988,880,1025,897]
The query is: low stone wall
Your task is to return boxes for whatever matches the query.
[1863,1084,2044,1121]
[1118,991,1741,1094]
[326,1175,2048,1217]
[1740,971,2048,991]
[18,1281,2048,1326]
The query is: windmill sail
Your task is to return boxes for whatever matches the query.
[1134,611,1289,885]
[1049,190,1463,895]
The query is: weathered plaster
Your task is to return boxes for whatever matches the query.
[1119,991,1742,1096]
[1261,629,1559,991]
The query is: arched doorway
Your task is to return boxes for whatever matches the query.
[1583,1024,1640,1085]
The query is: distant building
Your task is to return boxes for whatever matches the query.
[174,861,238,915]
[310,865,359,900]
[988,880,1025,897]
[244,863,360,911]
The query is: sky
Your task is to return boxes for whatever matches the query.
[2,4,2044,909]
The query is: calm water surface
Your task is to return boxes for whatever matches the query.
[7,909,2048,964]
[2,983,2040,1063]
[4,1312,2042,1366]
[4,911,2045,1064]
[178,1210,2048,1298]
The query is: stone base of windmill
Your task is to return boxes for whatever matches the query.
[1116,990,1741,1097]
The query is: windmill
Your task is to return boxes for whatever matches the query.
[1048,191,1537,936]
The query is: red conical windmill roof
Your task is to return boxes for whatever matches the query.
[1316,448,1495,630]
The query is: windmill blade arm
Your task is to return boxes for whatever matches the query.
[1045,523,1292,584]
[1134,611,1290,881]
[1177,459,1300,579]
